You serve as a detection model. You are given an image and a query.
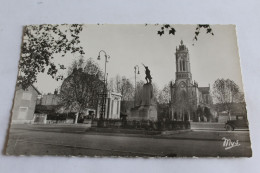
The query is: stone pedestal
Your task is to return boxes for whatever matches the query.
[129,83,158,121]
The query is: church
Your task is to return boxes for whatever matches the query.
[170,40,213,122]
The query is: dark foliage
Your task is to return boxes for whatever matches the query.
[18,24,85,89]
[152,24,214,44]
[157,24,176,36]
[94,119,190,131]
[59,66,104,114]
[47,112,76,120]
[192,24,214,45]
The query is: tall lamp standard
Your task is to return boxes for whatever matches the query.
[134,65,140,107]
[97,50,110,119]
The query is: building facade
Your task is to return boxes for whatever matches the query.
[170,40,213,121]
[38,93,60,106]
[96,91,122,119]
[11,85,41,124]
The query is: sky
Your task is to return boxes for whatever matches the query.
[34,24,244,94]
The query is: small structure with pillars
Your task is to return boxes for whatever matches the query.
[96,91,122,119]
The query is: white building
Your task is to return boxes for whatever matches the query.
[11,85,41,124]
[96,91,122,119]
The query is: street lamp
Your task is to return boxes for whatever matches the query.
[97,50,110,84]
[134,65,140,107]
[97,50,110,120]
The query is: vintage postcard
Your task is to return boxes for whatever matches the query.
[5,24,252,157]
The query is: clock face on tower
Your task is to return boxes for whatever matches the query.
[180,82,185,88]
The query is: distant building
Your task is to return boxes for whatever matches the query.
[39,93,60,106]
[170,41,213,121]
[11,85,41,124]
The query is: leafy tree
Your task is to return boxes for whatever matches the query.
[18,24,85,89]
[158,83,171,104]
[84,58,104,77]
[108,75,134,101]
[233,92,247,117]
[132,80,160,106]
[135,80,145,105]
[213,78,240,119]
[120,78,134,101]
[59,59,103,123]
[151,24,214,44]
[67,56,85,76]
[152,82,160,102]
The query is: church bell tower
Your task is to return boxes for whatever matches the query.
[175,40,192,86]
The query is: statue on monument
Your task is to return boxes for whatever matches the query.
[142,63,152,84]
[129,63,157,121]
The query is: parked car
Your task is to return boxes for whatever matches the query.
[225,115,249,131]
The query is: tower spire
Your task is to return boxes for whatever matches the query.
[180,40,183,45]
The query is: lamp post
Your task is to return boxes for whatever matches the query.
[134,65,140,107]
[97,50,110,119]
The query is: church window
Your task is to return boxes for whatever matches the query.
[183,61,185,71]
[180,60,182,71]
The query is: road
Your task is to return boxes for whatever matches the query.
[5,125,252,157]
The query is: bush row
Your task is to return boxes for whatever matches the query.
[93,119,190,131]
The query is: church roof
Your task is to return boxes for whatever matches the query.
[198,87,210,94]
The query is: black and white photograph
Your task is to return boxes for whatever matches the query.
[5,24,252,157]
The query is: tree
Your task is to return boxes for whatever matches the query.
[149,24,214,44]
[108,75,134,101]
[59,59,103,123]
[158,83,171,104]
[135,80,145,105]
[84,58,104,77]
[120,78,134,101]
[234,92,247,117]
[67,56,85,76]
[152,82,160,102]
[17,24,85,89]
[213,78,240,120]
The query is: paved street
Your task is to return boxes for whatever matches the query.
[5,124,252,157]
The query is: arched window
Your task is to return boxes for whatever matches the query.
[180,60,182,71]
[183,61,185,71]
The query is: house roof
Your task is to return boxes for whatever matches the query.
[16,84,41,95]
[198,87,210,94]
[31,85,41,95]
